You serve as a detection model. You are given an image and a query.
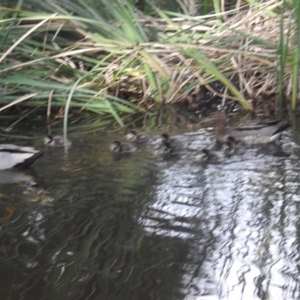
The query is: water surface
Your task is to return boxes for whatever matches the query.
[0,125,299,300]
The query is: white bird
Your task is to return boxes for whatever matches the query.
[0,144,43,170]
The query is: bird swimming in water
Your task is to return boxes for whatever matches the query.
[201,111,290,144]
[44,135,72,148]
[125,130,149,143]
[109,141,137,154]
[199,148,225,164]
[224,136,246,155]
[160,133,182,148]
[0,144,43,170]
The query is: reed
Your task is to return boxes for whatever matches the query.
[0,0,298,130]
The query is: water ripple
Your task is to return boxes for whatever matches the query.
[0,131,299,299]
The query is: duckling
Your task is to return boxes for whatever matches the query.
[224,136,246,155]
[125,130,149,143]
[109,141,137,154]
[160,141,177,156]
[44,135,72,148]
[160,133,182,148]
[0,144,43,170]
[199,148,225,164]
[161,133,173,143]
[157,141,182,160]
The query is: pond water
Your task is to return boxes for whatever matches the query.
[0,121,300,300]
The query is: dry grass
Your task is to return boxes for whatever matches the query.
[90,3,296,110]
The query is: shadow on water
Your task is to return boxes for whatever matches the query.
[0,122,300,300]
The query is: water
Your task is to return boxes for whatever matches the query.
[0,126,299,300]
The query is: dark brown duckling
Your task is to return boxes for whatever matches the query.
[200,148,225,164]
[44,135,72,148]
[160,133,183,154]
[224,136,246,155]
[125,130,149,143]
[160,133,182,147]
[109,141,137,154]
[159,141,181,159]
[160,133,172,143]
[161,141,175,154]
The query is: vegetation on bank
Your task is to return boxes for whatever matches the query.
[0,0,299,130]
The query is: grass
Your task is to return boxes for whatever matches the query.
[0,0,299,132]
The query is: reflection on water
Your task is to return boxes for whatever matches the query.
[0,169,35,184]
[0,128,300,300]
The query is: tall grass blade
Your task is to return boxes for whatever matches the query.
[291,0,300,111]
[278,0,287,115]
[183,49,252,110]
